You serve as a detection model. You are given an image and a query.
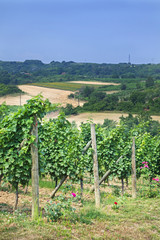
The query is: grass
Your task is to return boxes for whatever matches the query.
[29,82,104,91]
[0,177,160,239]
[28,78,145,92]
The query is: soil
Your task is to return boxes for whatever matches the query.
[68,81,120,85]
[0,85,160,125]
[0,85,85,107]
[46,111,160,126]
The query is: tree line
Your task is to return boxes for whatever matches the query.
[1,60,160,85]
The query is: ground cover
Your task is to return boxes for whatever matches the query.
[0,85,84,107]
[0,177,160,240]
[29,82,119,91]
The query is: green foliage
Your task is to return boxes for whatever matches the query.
[1,60,160,81]
[102,118,117,130]
[0,95,56,189]
[146,76,155,88]
[138,178,160,198]
[120,113,160,136]
[39,113,89,180]
[0,102,10,120]
[44,194,76,222]
[44,194,75,222]
[121,84,127,90]
[61,104,78,115]
[0,83,22,96]
[30,82,100,91]
[1,93,160,205]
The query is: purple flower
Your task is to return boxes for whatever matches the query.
[155,178,159,182]
[71,193,76,197]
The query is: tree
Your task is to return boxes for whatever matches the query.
[121,84,127,90]
[145,77,154,88]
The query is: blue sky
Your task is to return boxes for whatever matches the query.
[0,0,160,64]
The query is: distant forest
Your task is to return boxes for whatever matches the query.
[0,60,160,85]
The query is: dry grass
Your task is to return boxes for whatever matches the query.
[46,111,160,126]
[68,81,120,85]
[0,85,84,107]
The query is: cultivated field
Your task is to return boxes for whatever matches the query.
[46,111,160,126]
[0,84,160,124]
[68,81,120,85]
[0,85,84,107]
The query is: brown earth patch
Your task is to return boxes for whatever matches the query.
[0,85,84,107]
[46,112,160,127]
[68,81,120,85]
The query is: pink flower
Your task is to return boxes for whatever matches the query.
[144,165,149,168]
[71,193,76,197]
[155,178,159,182]
[140,166,143,169]
[153,178,156,181]
[142,161,148,164]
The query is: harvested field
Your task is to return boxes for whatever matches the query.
[0,85,84,107]
[68,81,120,85]
[46,112,160,126]
[68,113,160,125]
[1,85,160,125]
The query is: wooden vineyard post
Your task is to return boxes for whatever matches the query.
[50,175,67,198]
[132,137,137,198]
[31,115,39,219]
[90,155,123,193]
[91,124,100,207]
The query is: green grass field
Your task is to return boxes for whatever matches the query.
[29,82,104,91]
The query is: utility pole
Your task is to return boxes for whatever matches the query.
[20,92,21,106]
[128,54,131,64]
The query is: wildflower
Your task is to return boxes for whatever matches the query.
[144,164,149,168]
[153,178,159,182]
[114,202,118,205]
[71,193,76,197]
[140,166,143,169]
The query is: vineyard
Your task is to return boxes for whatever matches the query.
[0,95,160,239]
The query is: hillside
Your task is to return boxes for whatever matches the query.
[0,60,160,85]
